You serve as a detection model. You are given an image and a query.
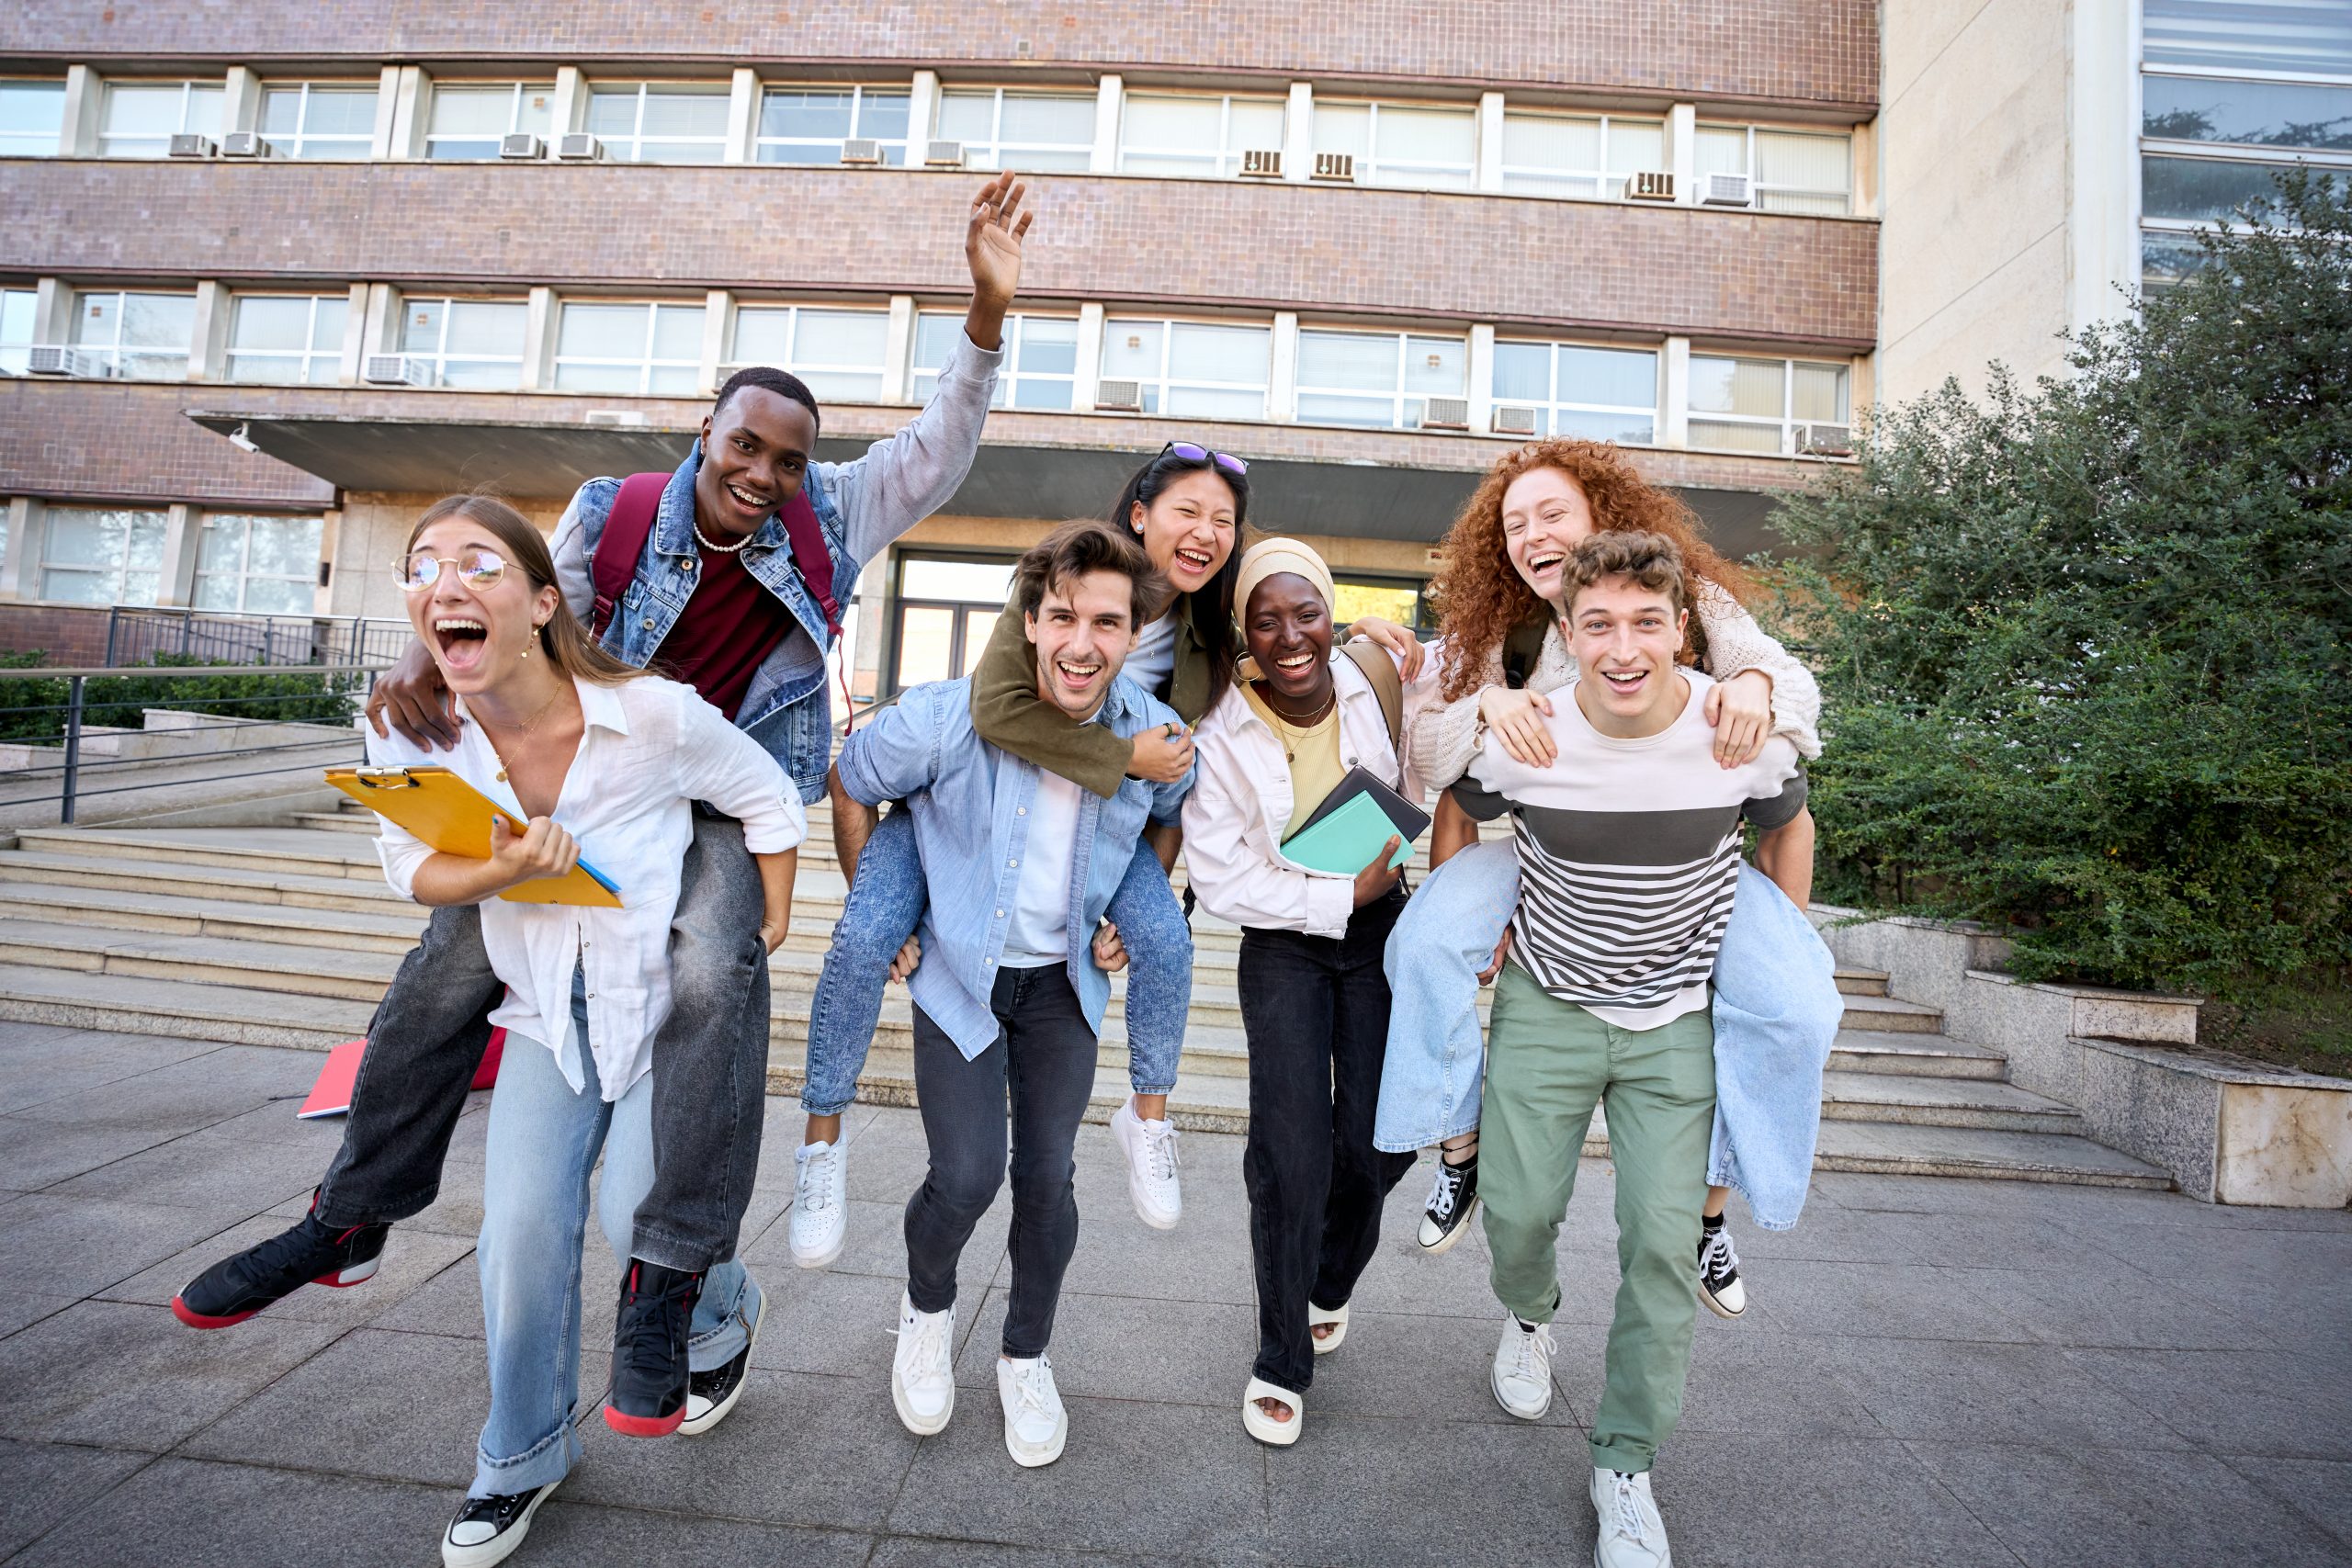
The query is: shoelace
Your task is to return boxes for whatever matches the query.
[1426,1160,1465,1221]
[896,1313,951,1380]
[230,1213,353,1290]
[1140,1121,1181,1183]
[1508,1320,1555,1384]
[1006,1358,1058,1419]
[616,1267,697,1367]
[1607,1472,1652,1543]
[800,1148,838,1213]
[1700,1227,1740,1283]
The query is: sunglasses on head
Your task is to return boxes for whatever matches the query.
[394,547,507,592]
[1160,441,1249,479]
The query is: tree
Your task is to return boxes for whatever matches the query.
[1770,170,2351,997]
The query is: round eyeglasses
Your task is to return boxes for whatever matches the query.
[394,547,507,592]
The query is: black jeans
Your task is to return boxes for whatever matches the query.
[903,964,1098,1359]
[1238,886,1417,1395]
[315,812,771,1270]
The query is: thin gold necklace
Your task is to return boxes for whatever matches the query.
[1260,684,1337,761]
[480,682,568,784]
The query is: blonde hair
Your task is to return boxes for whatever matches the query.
[405,494,647,686]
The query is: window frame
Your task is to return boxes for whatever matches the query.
[1684,352,1852,456]
[727,302,893,403]
[1488,338,1662,444]
[191,512,326,615]
[551,299,707,396]
[1694,122,1854,215]
[423,80,557,160]
[0,288,36,375]
[397,295,531,389]
[882,547,1023,696]
[1310,98,1478,190]
[1098,315,1275,420]
[754,83,913,166]
[38,505,169,606]
[1115,89,1289,178]
[1497,109,1668,201]
[226,293,350,386]
[0,78,67,157]
[911,310,1080,411]
[97,77,224,158]
[933,85,1099,173]
[584,80,732,164]
[257,80,380,160]
[1293,325,1471,431]
[68,288,198,380]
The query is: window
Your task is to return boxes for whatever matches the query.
[258,83,379,159]
[1695,125,1852,215]
[193,513,324,615]
[1100,318,1272,418]
[935,89,1096,173]
[1118,93,1286,178]
[99,79,224,158]
[912,310,1077,410]
[425,82,555,160]
[757,85,911,165]
[70,290,194,379]
[2143,74,2352,152]
[0,289,34,376]
[729,305,889,401]
[1499,112,1665,200]
[554,300,706,394]
[1687,354,1849,455]
[0,80,65,157]
[2144,0,2352,77]
[586,83,729,164]
[1311,101,1476,189]
[228,295,349,384]
[40,507,166,605]
[1332,578,1432,634]
[888,554,1018,692]
[399,297,528,389]
[2144,154,2345,221]
[1491,341,1658,443]
[1295,328,1468,429]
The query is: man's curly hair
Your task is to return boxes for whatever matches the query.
[1428,439,1753,702]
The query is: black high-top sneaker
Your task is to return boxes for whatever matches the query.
[441,1479,560,1567]
[604,1260,701,1437]
[1698,1219,1747,1318]
[1416,1153,1481,1255]
[171,1191,390,1328]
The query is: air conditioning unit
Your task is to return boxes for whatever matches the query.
[27,346,74,376]
[1419,396,1471,432]
[1626,169,1674,202]
[1793,422,1855,457]
[168,133,217,158]
[1240,148,1283,178]
[500,133,545,160]
[1491,404,1540,437]
[220,131,269,158]
[584,409,648,426]
[1092,378,1144,412]
[363,354,430,386]
[923,140,965,167]
[556,132,603,161]
[839,138,882,166]
[1697,171,1753,208]
[1311,151,1355,182]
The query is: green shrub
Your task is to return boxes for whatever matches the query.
[0,652,361,745]
[1770,170,2352,998]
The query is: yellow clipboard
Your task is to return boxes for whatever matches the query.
[325,765,623,908]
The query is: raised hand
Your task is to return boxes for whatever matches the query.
[964,171,1033,349]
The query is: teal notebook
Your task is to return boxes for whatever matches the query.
[1280,766,1430,874]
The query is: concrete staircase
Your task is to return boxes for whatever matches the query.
[0,801,2172,1189]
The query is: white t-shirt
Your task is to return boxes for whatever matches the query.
[1000,768,1085,967]
[1121,614,1181,705]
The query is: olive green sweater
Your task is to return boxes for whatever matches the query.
[967,600,1216,799]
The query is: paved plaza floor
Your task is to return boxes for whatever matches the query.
[0,1021,2347,1567]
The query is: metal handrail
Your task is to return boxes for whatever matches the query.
[0,664,390,680]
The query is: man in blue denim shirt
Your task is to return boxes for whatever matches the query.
[174,175,1033,1448]
[831,520,1190,1470]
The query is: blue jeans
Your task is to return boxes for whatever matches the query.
[1372,840,1520,1154]
[802,807,1191,1114]
[472,976,762,1499]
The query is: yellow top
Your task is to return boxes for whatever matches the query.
[1243,683,1347,834]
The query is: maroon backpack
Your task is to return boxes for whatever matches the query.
[588,471,842,643]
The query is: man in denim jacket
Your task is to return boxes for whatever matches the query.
[173,175,1033,1440]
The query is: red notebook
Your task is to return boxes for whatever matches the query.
[298,1029,506,1119]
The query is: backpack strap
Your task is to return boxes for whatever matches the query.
[589,471,668,640]
[1501,609,1550,691]
[1340,640,1406,758]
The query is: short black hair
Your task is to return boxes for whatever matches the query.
[714,366,820,434]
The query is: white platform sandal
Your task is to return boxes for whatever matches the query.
[1242,1376,1303,1446]
[1308,1300,1349,1355]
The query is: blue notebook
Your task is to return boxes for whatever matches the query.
[1280,766,1430,875]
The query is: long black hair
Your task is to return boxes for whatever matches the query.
[1106,446,1249,711]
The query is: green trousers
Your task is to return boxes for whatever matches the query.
[1480,963,1717,1474]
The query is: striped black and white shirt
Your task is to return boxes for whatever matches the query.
[1450,670,1807,1030]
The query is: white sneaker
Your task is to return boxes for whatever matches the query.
[889,1291,955,1436]
[1589,1466,1671,1567]
[788,1139,848,1269]
[1111,1098,1182,1231]
[995,1353,1069,1467]
[1490,1313,1555,1420]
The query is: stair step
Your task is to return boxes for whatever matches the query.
[1828,1028,2007,1080]
[0,962,370,1050]
[1831,991,1944,1033]
[1817,1068,2085,1134]
[1832,966,1889,998]
[1806,1121,2171,1188]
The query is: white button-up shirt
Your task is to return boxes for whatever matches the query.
[367,674,806,1101]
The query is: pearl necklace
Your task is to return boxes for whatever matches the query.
[693,518,752,555]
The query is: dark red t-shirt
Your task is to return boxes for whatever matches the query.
[656,542,798,721]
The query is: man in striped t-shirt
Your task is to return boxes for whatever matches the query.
[1449,531,1806,1568]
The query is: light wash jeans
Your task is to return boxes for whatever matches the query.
[1374,847,1842,1231]
[472,974,763,1499]
[800,807,1191,1114]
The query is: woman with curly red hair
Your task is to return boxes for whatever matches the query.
[1374,440,1826,1318]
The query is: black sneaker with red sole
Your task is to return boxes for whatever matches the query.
[171,1194,390,1328]
[604,1260,700,1438]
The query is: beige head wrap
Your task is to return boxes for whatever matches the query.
[1234,537,1335,617]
